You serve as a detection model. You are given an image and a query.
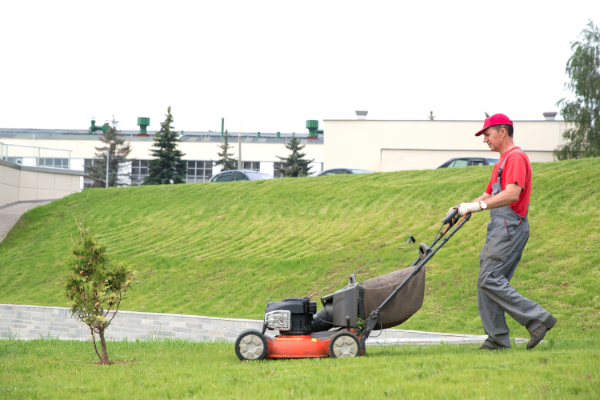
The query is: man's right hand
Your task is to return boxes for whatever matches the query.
[457,202,483,217]
[446,206,459,219]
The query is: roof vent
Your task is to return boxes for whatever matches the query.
[543,111,557,121]
[355,110,368,120]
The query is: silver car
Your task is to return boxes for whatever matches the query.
[209,170,273,182]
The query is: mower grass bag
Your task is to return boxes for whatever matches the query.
[360,264,426,329]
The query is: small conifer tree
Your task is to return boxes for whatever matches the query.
[86,116,132,187]
[144,106,187,185]
[214,130,237,171]
[275,133,314,177]
[65,219,135,365]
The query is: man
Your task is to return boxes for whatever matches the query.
[450,113,556,350]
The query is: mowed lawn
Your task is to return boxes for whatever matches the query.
[1,158,599,399]
[1,336,599,399]
[0,157,599,341]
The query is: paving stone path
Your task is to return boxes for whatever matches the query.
[0,304,527,346]
[0,201,51,242]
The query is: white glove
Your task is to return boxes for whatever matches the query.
[446,206,459,219]
[457,202,482,217]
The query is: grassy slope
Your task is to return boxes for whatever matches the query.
[0,158,599,339]
[1,338,599,399]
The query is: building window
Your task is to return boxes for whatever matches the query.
[131,160,150,186]
[187,161,214,183]
[39,158,69,169]
[4,157,23,165]
[83,159,99,188]
[242,161,260,172]
[273,162,285,178]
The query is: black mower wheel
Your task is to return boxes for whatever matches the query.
[235,329,268,361]
[329,332,361,358]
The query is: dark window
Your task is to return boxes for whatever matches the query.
[321,169,339,176]
[486,158,499,165]
[337,169,351,174]
[218,172,233,182]
[131,160,150,186]
[6,157,23,165]
[233,171,248,181]
[84,159,97,188]
[469,159,486,166]
[273,162,285,178]
[39,158,68,169]
[245,172,271,180]
[242,161,260,172]
[186,160,214,183]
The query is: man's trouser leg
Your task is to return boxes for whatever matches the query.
[478,233,550,348]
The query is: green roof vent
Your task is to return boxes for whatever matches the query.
[306,120,322,138]
[137,117,150,135]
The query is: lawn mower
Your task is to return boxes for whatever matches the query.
[234,208,470,360]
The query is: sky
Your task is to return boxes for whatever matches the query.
[1,1,599,133]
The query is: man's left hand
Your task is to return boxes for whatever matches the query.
[458,202,482,217]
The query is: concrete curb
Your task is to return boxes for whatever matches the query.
[0,304,524,346]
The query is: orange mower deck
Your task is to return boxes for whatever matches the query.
[266,335,331,358]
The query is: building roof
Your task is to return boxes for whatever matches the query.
[0,128,323,144]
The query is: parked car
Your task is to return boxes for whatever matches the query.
[316,168,375,176]
[437,157,498,169]
[208,170,273,182]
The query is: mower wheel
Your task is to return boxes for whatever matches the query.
[329,332,361,358]
[235,330,268,361]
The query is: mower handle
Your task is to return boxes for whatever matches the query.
[442,208,458,224]
[359,210,471,349]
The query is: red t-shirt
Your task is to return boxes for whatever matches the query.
[484,147,531,217]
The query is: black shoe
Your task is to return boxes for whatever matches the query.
[476,342,509,350]
[527,315,557,350]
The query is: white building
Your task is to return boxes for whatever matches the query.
[0,129,324,190]
[323,112,567,171]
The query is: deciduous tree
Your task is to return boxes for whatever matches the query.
[555,20,600,160]
[86,117,132,187]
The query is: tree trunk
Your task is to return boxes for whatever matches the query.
[98,327,110,365]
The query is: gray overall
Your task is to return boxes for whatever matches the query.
[478,149,550,348]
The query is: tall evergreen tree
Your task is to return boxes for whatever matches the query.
[144,106,187,185]
[555,20,600,160]
[86,116,132,187]
[214,130,236,171]
[276,133,314,177]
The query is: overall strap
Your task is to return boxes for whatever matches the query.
[496,148,524,186]
[496,148,528,220]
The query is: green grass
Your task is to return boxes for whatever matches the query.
[0,158,599,340]
[1,336,599,399]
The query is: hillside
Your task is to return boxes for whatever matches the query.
[1,158,599,339]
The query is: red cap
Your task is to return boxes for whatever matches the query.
[475,114,513,136]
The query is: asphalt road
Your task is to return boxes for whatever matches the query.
[0,201,51,243]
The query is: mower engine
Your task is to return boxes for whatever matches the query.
[264,298,317,335]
